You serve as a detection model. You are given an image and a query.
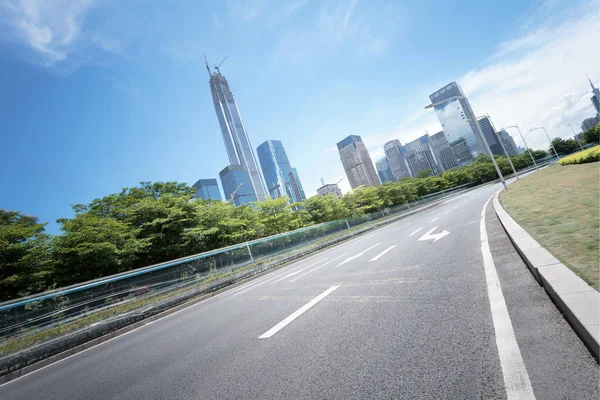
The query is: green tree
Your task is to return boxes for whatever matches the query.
[0,210,54,301]
[550,138,579,155]
[416,169,433,178]
[530,149,548,160]
[583,123,600,144]
[254,196,302,236]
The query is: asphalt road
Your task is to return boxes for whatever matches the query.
[1,183,598,399]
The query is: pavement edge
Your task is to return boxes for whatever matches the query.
[492,192,600,361]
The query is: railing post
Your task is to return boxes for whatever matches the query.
[246,242,254,262]
[345,220,350,230]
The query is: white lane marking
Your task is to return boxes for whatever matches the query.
[369,245,397,262]
[429,217,439,223]
[480,193,535,400]
[417,226,450,243]
[271,258,329,284]
[407,228,423,237]
[452,205,460,210]
[289,253,348,282]
[392,224,410,232]
[334,243,381,268]
[444,210,452,215]
[258,285,340,338]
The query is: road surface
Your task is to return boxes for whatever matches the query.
[1,183,598,399]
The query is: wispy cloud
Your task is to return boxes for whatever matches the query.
[0,0,100,66]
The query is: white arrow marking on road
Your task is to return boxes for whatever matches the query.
[417,226,450,243]
[335,243,381,268]
[407,227,422,236]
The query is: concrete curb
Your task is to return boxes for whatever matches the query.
[493,193,600,360]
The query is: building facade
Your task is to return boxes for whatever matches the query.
[337,135,380,189]
[588,75,600,116]
[317,183,342,198]
[429,131,459,171]
[207,63,267,202]
[581,116,600,132]
[429,82,487,166]
[497,130,519,156]
[375,157,395,183]
[192,179,222,201]
[477,116,504,156]
[257,140,305,203]
[404,134,441,177]
[219,165,257,206]
[384,139,412,180]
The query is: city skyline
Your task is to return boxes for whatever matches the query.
[0,0,598,233]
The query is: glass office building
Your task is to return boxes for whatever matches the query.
[404,134,441,176]
[588,75,600,115]
[219,165,257,206]
[257,140,305,203]
[429,82,487,166]
[337,135,380,189]
[497,130,519,156]
[384,139,412,180]
[477,116,504,156]
[429,131,459,171]
[375,157,395,183]
[192,179,222,201]
[207,64,267,201]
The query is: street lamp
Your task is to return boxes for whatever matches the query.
[530,126,560,159]
[425,96,508,191]
[470,115,519,180]
[229,183,243,205]
[558,123,584,151]
[503,125,539,171]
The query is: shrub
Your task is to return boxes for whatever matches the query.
[559,146,600,165]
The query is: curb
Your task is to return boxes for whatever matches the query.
[493,193,600,360]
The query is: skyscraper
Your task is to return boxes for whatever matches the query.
[581,116,600,132]
[430,131,459,171]
[384,140,412,180]
[404,134,441,176]
[219,165,257,206]
[477,116,504,156]
[337,135,380,189]
[257,140,305,203]
[429,82,487,166]
[375,157,395,183]
[317,183,342,197]
[206,59,267,202]
[193,179,222,201]
[588,74,600,116]
[496,130,519,156]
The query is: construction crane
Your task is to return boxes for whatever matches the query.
[214,56,227,74]
[204,54,211,75]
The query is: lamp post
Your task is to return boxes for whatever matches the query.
[558,123,584,151]
[471,115,519,180]
[530,126,560,159]
[229,183,243,205]
[425,96,508,191]
[504,125,539,171]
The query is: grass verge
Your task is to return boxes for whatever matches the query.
[500,163,599,291]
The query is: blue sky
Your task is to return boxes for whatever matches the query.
[1,0,599,233]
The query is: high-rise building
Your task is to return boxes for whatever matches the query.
[219,165,257,206]
[206,60,267,202]
[257,140,305,203]
[429,82,487,166]
[384,140,412,180]
[477,116,504,156]
[375,157,395,183]
[581,116,600,132]
[496,130,519,156]
[337,135,380,189]
[404,134,441,177]
[192,179,222,201]
[588,74,600,116]
[317,183,342,197]
[430,131,459,171]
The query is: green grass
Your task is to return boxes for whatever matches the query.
[500,163,600,291]
[559,145,600,165]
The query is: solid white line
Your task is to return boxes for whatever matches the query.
[271,258,329,284]
[369,245,396,262]
[392,224,410,232]
[408,228,422,236]
[480,193,535,400]
[429,217,439,223]
[289,253,348,282]
[258,285,340,338]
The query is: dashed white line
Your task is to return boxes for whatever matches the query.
[429,217,439,223]
[480,193,535,400]
[392,224,410,232]
[369,245,397,262]
[258,285,340,338]
[335,243,381,268]
[444,210,452,215]
[289,253,348,282]
[271,258,329,284]
[408,228,423,237]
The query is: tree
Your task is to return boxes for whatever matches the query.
[254,196,302,236]
[583,123,600,144]
[550,138,579,155]
[0,211,54,301]
[416,169,433,178]
[530,149,548,160]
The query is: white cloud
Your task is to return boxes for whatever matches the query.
[0,0,98,66]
